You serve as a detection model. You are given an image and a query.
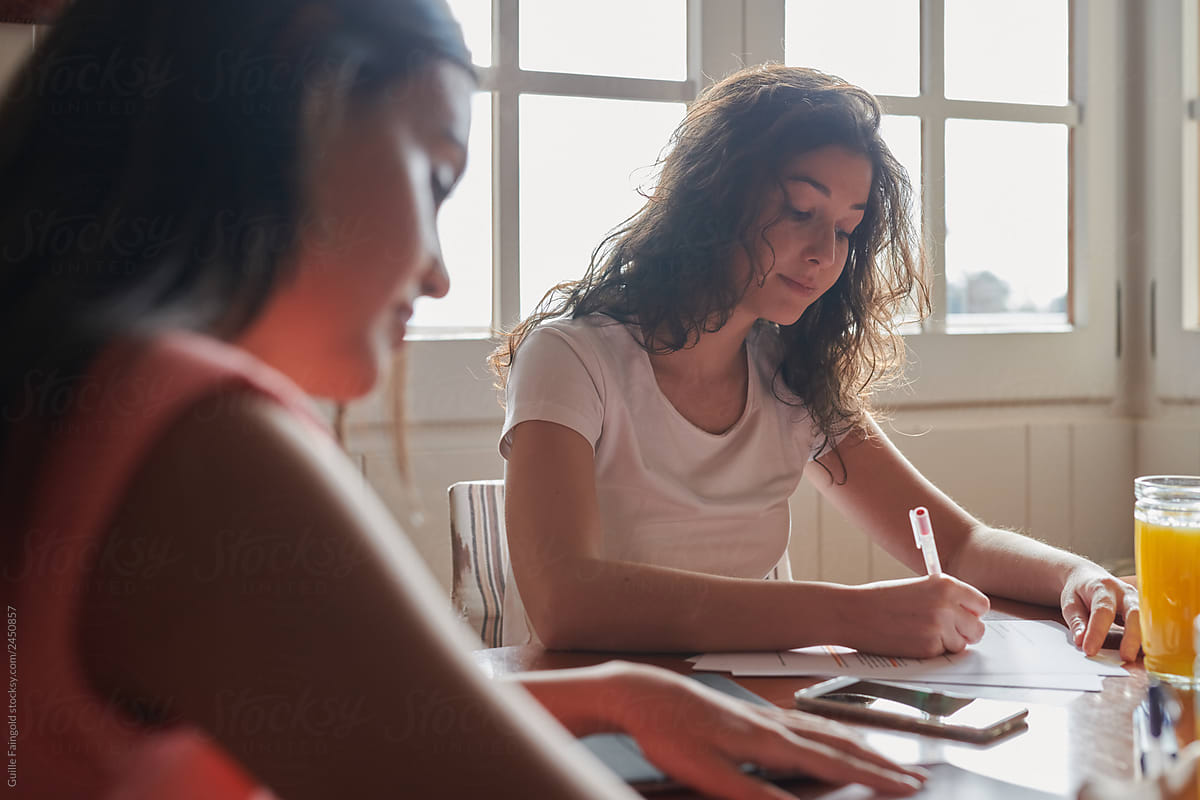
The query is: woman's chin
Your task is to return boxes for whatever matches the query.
[323,373,377,403]
[762,308,808,327]
[320,345,385,402]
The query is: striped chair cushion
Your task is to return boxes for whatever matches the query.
[448,479,791,646]
[448,480,509,648]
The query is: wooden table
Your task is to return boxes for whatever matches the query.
[474,596,1198,798]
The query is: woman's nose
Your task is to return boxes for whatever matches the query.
[804,224,837,268]
[422,254,451,299]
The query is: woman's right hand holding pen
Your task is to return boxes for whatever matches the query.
[837,575,991,658]
[835,504,990,659]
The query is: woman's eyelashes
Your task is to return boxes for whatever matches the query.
[431,173,452,206]
[430,162,463,208]
[789,207,853,240]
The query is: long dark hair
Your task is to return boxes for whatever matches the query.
[491,65,926,457]
[0,0,470,457]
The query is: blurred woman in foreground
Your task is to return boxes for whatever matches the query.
[0,0,924,797]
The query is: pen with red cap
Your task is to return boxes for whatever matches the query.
[908,506,942,577]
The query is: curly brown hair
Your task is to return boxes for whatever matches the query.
[490,64,927,458]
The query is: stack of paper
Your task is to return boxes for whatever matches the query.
[689,619,1128,691]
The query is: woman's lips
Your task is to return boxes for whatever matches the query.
[389,306,412,345]
[778,273,817,294]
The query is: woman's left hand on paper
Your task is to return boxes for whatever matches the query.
[608,664,927,800]
[1060,565,1141,660]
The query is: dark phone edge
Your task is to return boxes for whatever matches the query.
[791,695,1030,744]
[632,768,817,795]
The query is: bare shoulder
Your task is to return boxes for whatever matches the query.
[78,389,401,703]
[73,394,599,798]
[125,391,360,511]
[100,390,389,554]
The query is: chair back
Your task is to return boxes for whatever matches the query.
[448,480,509,647]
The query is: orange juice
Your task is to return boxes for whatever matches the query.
[1135,518,1200,680]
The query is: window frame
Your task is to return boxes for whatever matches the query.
[1156,0,1200,402]
[912,0,1118,407]
[389,0,1121,429]
[773,0,1118,408]
[395,0,712,426]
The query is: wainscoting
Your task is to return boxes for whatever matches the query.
[347,407,1200,594]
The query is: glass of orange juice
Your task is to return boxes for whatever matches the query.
[1135,476,1200,685]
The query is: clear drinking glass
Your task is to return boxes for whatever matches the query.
[1134,476,1200,685]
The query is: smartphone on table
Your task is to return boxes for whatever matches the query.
[793,677,1029,743]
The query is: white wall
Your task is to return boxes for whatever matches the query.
[351,403,1200,594]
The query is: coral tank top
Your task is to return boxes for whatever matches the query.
[1,331,330,799]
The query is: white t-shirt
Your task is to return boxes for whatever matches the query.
[498,314,830,644]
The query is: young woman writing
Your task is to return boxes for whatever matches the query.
[494,66,1140,662]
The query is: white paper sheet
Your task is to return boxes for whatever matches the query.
[689,619,1128,690]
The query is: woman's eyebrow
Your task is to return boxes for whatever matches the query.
[785,175,868,211]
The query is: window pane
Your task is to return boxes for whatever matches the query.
[879,115,923,326]
[519,0,686,81]
[945,0,1068,106]
[412,92,493,330]
[785,0,919,97]
[446,0,491,67]
[945,120,1069,331]
[881,114,922,231]
[519,95,685,315]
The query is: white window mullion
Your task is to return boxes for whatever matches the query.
[882,96,1078,126]
[692,0,747,87]
[742,0,786,67]
[509,71,691,102]
[493,0,521,331]
[920,0,947,333]
[686,0,703,90]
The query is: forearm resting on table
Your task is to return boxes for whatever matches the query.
[947,524,1099,605]
[517,556,854,652]
[512,662,669,737]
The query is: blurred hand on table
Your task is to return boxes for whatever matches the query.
[517,661,928,800]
